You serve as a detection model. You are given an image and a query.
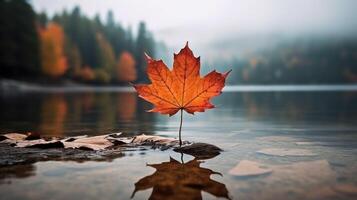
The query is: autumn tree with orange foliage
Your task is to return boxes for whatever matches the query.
[116,51,137,82]
[39,23,68,77]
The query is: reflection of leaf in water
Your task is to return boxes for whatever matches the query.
[131,157,230,200]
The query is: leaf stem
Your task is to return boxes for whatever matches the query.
[178,108,183,147]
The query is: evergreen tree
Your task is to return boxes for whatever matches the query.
[37,11,48,27]
[103,10,126,56]
[135,22,155,82]
[0,0,40,77]
[95,32,115,80]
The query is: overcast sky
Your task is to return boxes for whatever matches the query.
[31,0,357,49]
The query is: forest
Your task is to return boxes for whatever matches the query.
[1,0,357,85]
[0,0,155,84]
[222,37,357,84]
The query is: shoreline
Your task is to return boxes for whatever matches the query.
[1,79,357,94]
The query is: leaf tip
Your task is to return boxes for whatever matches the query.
[144,52,152,62]
[224,69,232,78]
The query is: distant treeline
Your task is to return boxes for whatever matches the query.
[224,37,357,84]
[0,0,156,84]
[1,1,357,85]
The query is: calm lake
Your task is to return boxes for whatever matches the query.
[1,85,357,200]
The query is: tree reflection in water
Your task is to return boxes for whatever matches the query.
[131,154,230,200]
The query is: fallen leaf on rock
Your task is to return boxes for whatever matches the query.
[62,134,115,150]
[132,134,186,147]
[1,133,220,157]
[67,135,112,145]
[229,160,272,177]
[62,142,109,151]
[0,133,27,143]
[257,148,317,157]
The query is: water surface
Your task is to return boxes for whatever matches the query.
[1,86,357,199]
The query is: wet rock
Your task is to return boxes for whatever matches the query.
[0,135,6,142]
[174,143,222,159]
[0,132,223,166]
[24,132,41,140]
[229,160,272,177]
[0,143,124,166]
[257,148,317,157]
[24,141,64,149]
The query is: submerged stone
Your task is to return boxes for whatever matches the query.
[229,160,272,177]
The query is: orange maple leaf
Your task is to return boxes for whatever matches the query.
[133,43,231,145]
[134,43,230,116]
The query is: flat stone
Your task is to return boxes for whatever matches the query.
[229,160,272,177]
[174,143,222,159]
